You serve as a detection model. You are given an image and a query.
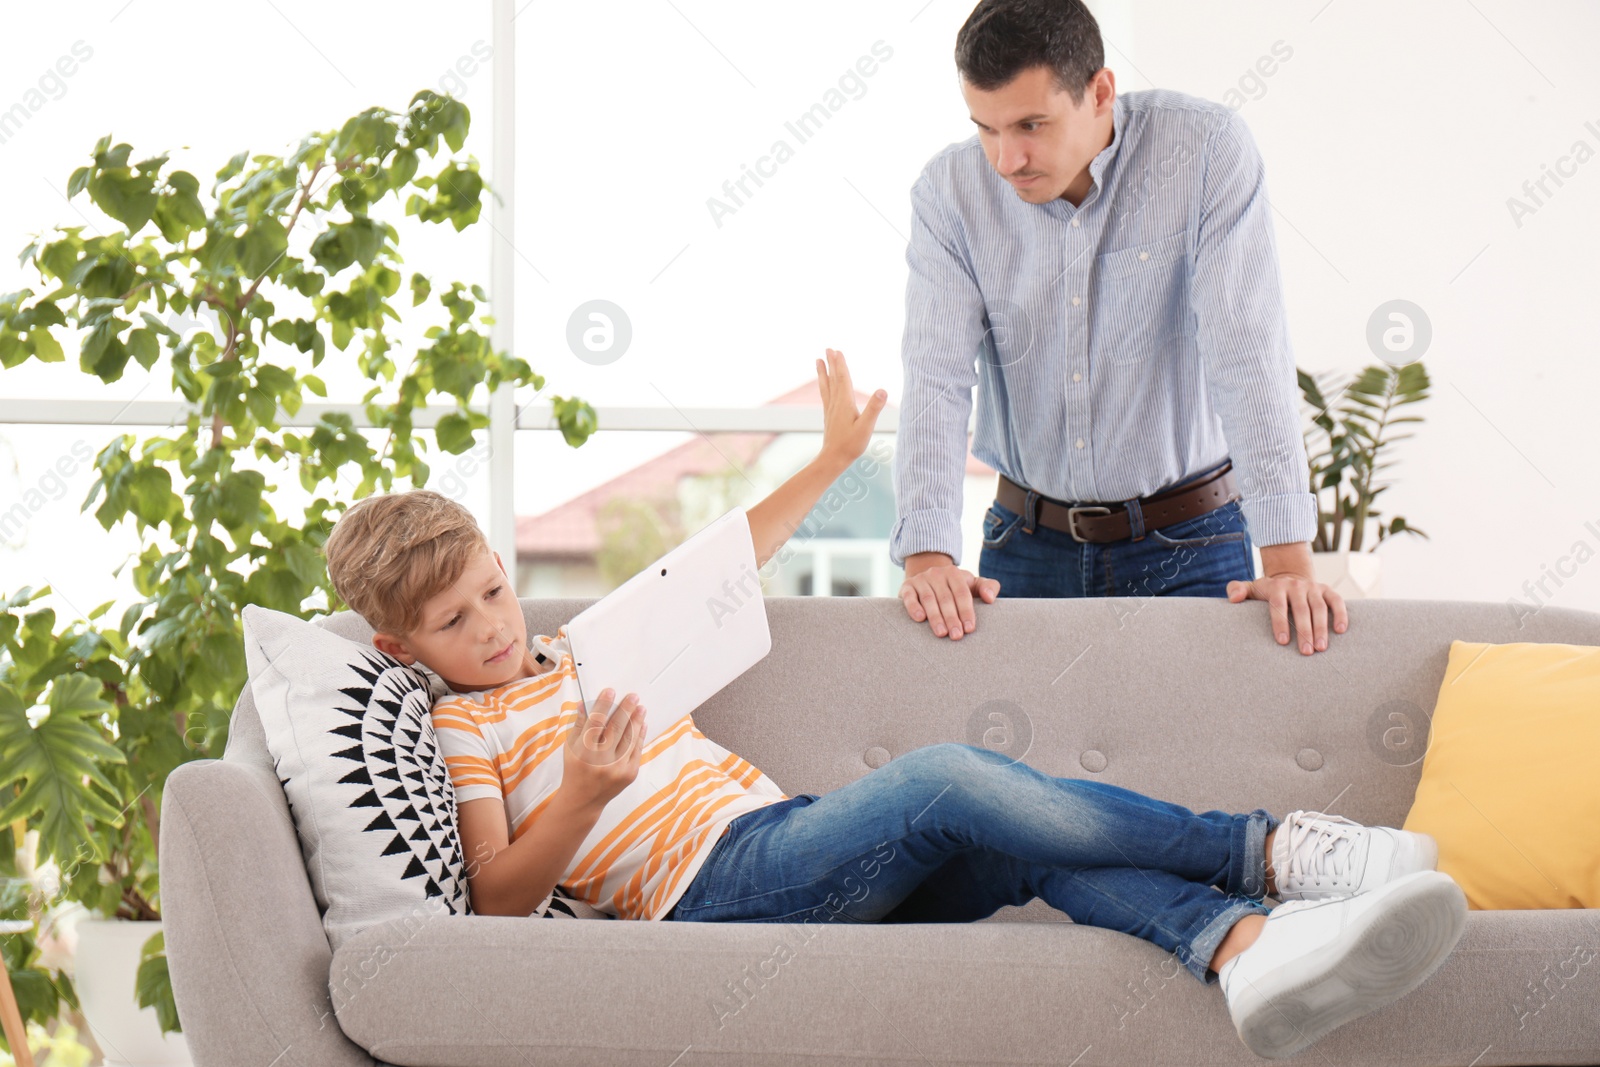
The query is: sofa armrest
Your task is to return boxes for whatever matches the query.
[160,757,378,1067]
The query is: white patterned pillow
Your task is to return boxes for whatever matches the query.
[241,607,605,950]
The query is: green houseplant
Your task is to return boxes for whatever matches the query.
[0,88,595,1058]
[1297,360,1431,597]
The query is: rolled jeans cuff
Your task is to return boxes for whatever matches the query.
[1172,806,1280,985]
[1233,806,1279,900]
[1183,895,1271,984]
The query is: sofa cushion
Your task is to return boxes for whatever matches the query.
[1403,638,1600,909]
[328,907,1600,1067]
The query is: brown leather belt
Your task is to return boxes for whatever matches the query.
[996,462,1240,544]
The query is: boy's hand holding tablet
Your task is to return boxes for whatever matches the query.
[558,687,647,812]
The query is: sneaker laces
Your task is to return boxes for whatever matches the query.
[1280,810,1364,889]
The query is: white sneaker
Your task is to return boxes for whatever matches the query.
[1219,869,1467,1060]
[1271,809,1438,901]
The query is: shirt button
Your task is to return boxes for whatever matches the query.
[1071,217,1081,227]
[1139,251,1150,261]
[1071,295,1081,306]
[1072,372,1082,382]
[1075,438,1085,449]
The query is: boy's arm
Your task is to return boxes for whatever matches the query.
[457,788,606,916]
[745,452,851,571]
[746,349,887,571]
[443,689,644,917]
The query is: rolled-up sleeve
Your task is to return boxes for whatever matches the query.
[890,173,986,569]
[1189,110,1317,548]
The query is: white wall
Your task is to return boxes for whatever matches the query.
[1129,1,1600,618]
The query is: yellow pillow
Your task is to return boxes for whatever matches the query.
[1403,639,1600,909]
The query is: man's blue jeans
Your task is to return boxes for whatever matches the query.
[665,743,1277,983]
[978,460,1255,599]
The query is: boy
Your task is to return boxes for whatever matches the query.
[324,349,1466,1060]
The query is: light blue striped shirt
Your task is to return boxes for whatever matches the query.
[889,87,1318,569]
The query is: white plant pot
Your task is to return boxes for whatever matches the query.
[73,919,192,1067]
[1311,549,1383,599]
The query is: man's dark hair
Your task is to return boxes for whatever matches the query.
[955,0,1105,104]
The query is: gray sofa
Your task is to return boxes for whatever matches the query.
[161,595,1600,1066]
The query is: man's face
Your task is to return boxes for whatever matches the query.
[961,64,1114,204]
[372,548,530,692]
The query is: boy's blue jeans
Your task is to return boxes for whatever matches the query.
[665,743,1277,983]
[978,458,1254,599]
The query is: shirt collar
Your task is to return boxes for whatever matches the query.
[1046,91,1126,219]
[1092,92,1127,182]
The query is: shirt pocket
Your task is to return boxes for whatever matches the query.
[1091,231,1189,368]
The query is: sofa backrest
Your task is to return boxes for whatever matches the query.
[256,593,1600,826]
[166,594,1600,1066]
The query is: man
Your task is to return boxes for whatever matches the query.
[892,0,1348,655]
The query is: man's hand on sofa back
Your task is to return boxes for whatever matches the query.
[900,551,1001,641]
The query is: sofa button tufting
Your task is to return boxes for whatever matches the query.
[1080,749,1107,773]
[864,746,890,768]
[1296,747,1324,771]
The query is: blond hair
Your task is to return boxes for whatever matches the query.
[323,489,492,637]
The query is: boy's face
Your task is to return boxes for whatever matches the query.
[371,547,532,693]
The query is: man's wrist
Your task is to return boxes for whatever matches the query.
[904,550,954,578]
[1258,541,1313,580]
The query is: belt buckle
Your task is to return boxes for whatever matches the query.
[1065,505,1112,543]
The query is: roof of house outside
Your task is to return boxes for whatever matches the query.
[515,381,993,558]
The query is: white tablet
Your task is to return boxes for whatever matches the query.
[564,505,771,745]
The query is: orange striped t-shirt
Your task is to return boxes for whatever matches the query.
[430,624,789,920]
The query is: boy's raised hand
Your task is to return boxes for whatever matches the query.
[560,687,646,813]
[817,348,888,467]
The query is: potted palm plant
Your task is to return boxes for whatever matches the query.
[1297,360,1431,598]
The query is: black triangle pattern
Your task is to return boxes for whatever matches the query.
[293,648,476,917]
